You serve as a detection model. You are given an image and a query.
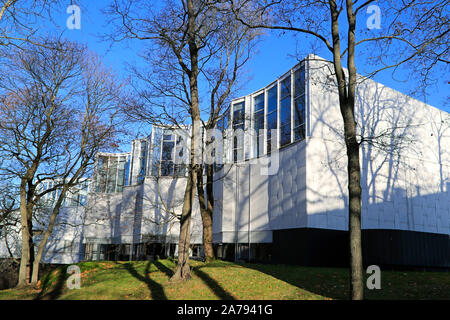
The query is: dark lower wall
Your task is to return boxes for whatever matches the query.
[362,229,450,268]
[272,228,450,268]
[272,228,348,267]
[214,243,273,263]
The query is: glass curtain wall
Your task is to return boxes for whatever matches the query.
[149,127,189,177]
[253,93,264,157]
[229,61,306,160]
[232,101,245,162]
[95,154,130,193]
[294,65,306,141]
[161,132,175,176]
[39,178,90,208]
[266,84,278,153]
[279,76,291,146]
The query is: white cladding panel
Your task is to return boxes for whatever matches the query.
[307,57,450,234]
[212,140,308,242]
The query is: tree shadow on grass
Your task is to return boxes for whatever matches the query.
[123,262,167,300]
[34,266,68,300]
[240,262,350,300]
[193,266,235,300]
[153,260,174,278]
[153,259,235,300]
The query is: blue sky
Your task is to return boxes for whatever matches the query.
[43,0,449,147]
[53,2,448,112]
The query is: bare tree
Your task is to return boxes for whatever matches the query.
[0,0,62,48]
[230,0,449,299]
[107,0,258,278]
[0,38,123,286]
[0,182,20,261]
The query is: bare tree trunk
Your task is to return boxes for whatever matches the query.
[345,0,364,300]
[17,185,33,287]
[30,192,65,285]
[329,0,364,300]
[170,0,202,281]
[170,167,194,281]
[196,164,215,262]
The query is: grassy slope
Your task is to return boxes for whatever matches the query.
[0,259,448,300]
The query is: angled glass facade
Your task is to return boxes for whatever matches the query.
[148,127,189,178]
[225,61,307,163]
[90,61,308,188]
[39,178,91,207]
[94,153,130,193]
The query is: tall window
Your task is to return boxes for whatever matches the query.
[161,132,175,176]
[151,129,162,176]
[174,134,186,176]
[94,154,129,193]
[214,111,229,171]
[217,111,229,132]
[280,76,291,146]
[253,93,264,157]
[117,156,127,192]
[232,101,245,162]
[106,157,118,193]
[266,84,277,153]
[294,65,306,141]
[137,140,147,183]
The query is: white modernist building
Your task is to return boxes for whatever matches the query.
[1,54,449,268]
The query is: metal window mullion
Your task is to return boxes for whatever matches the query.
[148,131,154,176]
[172,133,177,176]
[115,155,120,193]
[277,79,280,150]
[264,88,268,155]
[250,94,254,158]
[305,59,310,138]
[106,155,110,193]
[129,142,135,185]
[159,131,163,177]
[291,69,294,144]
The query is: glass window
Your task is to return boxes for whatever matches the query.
[151,129,163,176]
[294,65,306,141]
[138,141,147,183]
[280,76,291,146]
[267,84,277,114]
[254,93,264,112]
[162,141,174,161]
[233,102,245,127]
[174,133,187,177]
[80,195,87,206]
[117,156,126,192]
[217,111,229,132]
[266,85,278,153]
[96,155,108,193]
[232,102,245,162]
[70,191,80,207]
[253,93,264,157]
[280,76,290,98]
[160,160,174,176]
[107,157,118,193]
[160,140,175,176]
[295,65,305,97]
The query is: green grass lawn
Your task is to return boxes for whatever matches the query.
[0,259,448,300]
